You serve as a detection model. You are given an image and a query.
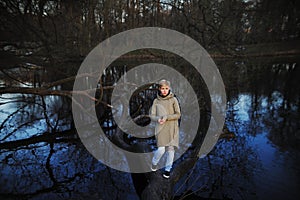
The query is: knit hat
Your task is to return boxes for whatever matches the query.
[158,79,171,87]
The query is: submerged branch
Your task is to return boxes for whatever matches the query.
[0,129,77,150]
[0,87,72,96]
[0,87,113,108]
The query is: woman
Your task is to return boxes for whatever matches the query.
[150,79,181,178]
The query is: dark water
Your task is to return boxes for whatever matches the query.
[0,59,299,200]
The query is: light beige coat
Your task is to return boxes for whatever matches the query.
[150,93,181,148]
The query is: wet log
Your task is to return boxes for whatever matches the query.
[111,127,201,199]
[140,156,198,200]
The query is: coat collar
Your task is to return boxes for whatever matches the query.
[157,92,174,100]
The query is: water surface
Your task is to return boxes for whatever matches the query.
[0,59,299,200]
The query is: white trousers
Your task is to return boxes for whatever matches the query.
[152,146,175,172]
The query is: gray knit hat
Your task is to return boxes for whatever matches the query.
[158,79,171,87]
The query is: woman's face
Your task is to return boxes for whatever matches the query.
[159,84,170,96]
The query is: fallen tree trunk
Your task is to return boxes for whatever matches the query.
[0,129,77,150]
[140,156,199,200]
[112,127,203,200]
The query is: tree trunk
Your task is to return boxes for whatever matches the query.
[111,127,201,200]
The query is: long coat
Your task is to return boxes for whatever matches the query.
[150,93,181,148]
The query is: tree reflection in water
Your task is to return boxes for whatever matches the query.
[0,60,299,199]
[175,60,300,199]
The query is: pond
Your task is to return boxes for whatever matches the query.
[0,58,299,200]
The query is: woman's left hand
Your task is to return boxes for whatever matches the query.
[158,117,166,124]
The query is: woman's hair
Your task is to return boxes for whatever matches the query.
[158,79,171,88]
